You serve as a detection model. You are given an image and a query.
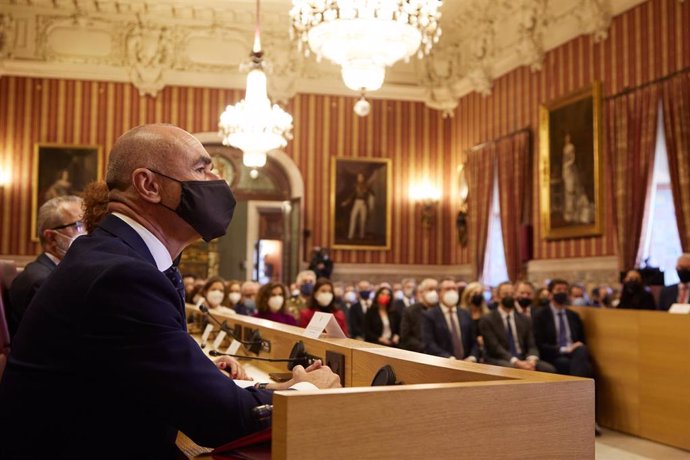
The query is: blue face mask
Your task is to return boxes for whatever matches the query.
[359,290,371,301]
[300,282,314,296]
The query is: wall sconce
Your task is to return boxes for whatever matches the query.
[456,164,469,247]
[410,181,441,228]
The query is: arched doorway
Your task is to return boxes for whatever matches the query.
[179,133,303,286]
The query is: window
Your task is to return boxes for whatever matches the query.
[640,105,683,286]
[482,170,509,287]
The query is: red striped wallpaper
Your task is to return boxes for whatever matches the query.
[1,0,688,267]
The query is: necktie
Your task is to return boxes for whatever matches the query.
[557,310,568,348]
[164,265,186,314]
[448,310,464,359]
[505,314,518,357]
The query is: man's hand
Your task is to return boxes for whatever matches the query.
[515,359,536,371]
[266,359,342,390]
[565,341,584,354]
[214,356,251,380]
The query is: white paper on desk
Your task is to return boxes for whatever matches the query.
[226,339,242,355]
[200,323,214,346]
[212,330,227,350]
[233,379,256,389]
[669,303,690,314]
[303,311,346,338]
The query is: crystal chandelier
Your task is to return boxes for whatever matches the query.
[290,0,443,114]
[219,0,293,168]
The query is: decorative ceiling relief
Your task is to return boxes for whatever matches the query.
[0,0,643,106]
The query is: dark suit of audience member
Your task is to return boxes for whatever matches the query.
[364,290,400,346]
[532,304,593,378]
[400,302,430,353]
[7,253,56,338]
[658,283,688,311]
[618,282,656,310]
[348,299,370,340]
[480,308,554,372]
[421,305,478,360]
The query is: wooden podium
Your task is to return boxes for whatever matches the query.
[186,307,594,459]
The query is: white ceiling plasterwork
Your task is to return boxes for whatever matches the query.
[0,0,646,114]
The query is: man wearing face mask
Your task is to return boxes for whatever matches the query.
[234,280,259,316]
[0,125,341,460]
[480,282,555,372]
[532,279,592,378]
[400,278,439,353]
[658,254,690,311]
[348,280,373,340]
[7,195,85,338]
[514,281,536,316]
[421,278,478,361]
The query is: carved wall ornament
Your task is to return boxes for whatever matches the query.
[125,22,174,96]
[0,13,16,60]
[576,0,611,43]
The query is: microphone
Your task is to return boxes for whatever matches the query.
[198,304,264,353]
[371,364,403,386]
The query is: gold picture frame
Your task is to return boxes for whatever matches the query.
[331,157,392,250]
[32,143,103,241]
[539,82,603,240]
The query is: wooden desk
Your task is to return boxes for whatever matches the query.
[572,307,690,451]
[188,307,594,459]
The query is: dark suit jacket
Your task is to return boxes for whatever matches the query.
[364,305,401,344]
[7,253,56,338]
[348,301,367,339]
[0,215,271,460]
[479,309,539,362]
[658,284,681,311]
[421,306,478,360]
[400,302,431,353]
[531,306,586,363]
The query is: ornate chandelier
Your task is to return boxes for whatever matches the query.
[290,0,443,113]
[219,0,293,168]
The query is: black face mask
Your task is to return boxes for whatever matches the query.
[501,296,515,309]
[517,298,532,308]
[553,292,568,305]
[151,170,236,242]
[539,298,550,307]
[359,290,371,301]
[677,269,690,284]
[624,281,642,293]
[471,294,484,306]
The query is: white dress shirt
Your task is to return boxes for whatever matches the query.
[550,304,573,353]
[112,212,172,272]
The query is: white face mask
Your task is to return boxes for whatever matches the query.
[228,292,242,305]
[344,292,357,304]
[316,292,334,307]
[268,295,284,313]
[442,290,459,307]
[424,290,439,305]
[206,290,224,307]
[393,290,404,300]
[54,232,80,258]
[291,289,300,298]
[403,287,415,298]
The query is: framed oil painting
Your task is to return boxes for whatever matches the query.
[331,157,391,250]
[32,143,102,240]
[539,82,603,240]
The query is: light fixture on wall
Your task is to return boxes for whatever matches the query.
[219,0,293,168]
[290,0,443,116]
[410,181,441,228]
[0,166,11,187]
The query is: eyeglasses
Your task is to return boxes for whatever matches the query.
[51,220,85,232]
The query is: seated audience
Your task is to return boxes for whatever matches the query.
[532,279,594,378]
[480,282,554,372]
[225,280,243,312]
[199,276,235,316]
[300,278,349,336]
[348,280,372,340]
[422,278,478,361]
[182,274,196,303]
[618,270,656,310]
[235,280,259,316]
[658,254,690,310]
[286,270,317,319]
[535,287,550,308]
[400,278,438,353]
[8,195,85,338]
[460,281,489,361]
[514,280,536,316]
[364,286,400,346]
[569,284,589,306]
[254,282,296,326]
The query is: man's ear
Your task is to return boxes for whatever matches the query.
[131,168,162,204]
[42,229,56,244]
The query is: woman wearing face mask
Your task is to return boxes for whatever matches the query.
[618,270,656,310]
[459,281,489,359]
[299,278,349,336]
[226,280,243,311]
[254,282,297,325]
[364,287,400,346]
[200,277,235,316]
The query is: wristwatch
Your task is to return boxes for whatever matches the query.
[254,382,270,390]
